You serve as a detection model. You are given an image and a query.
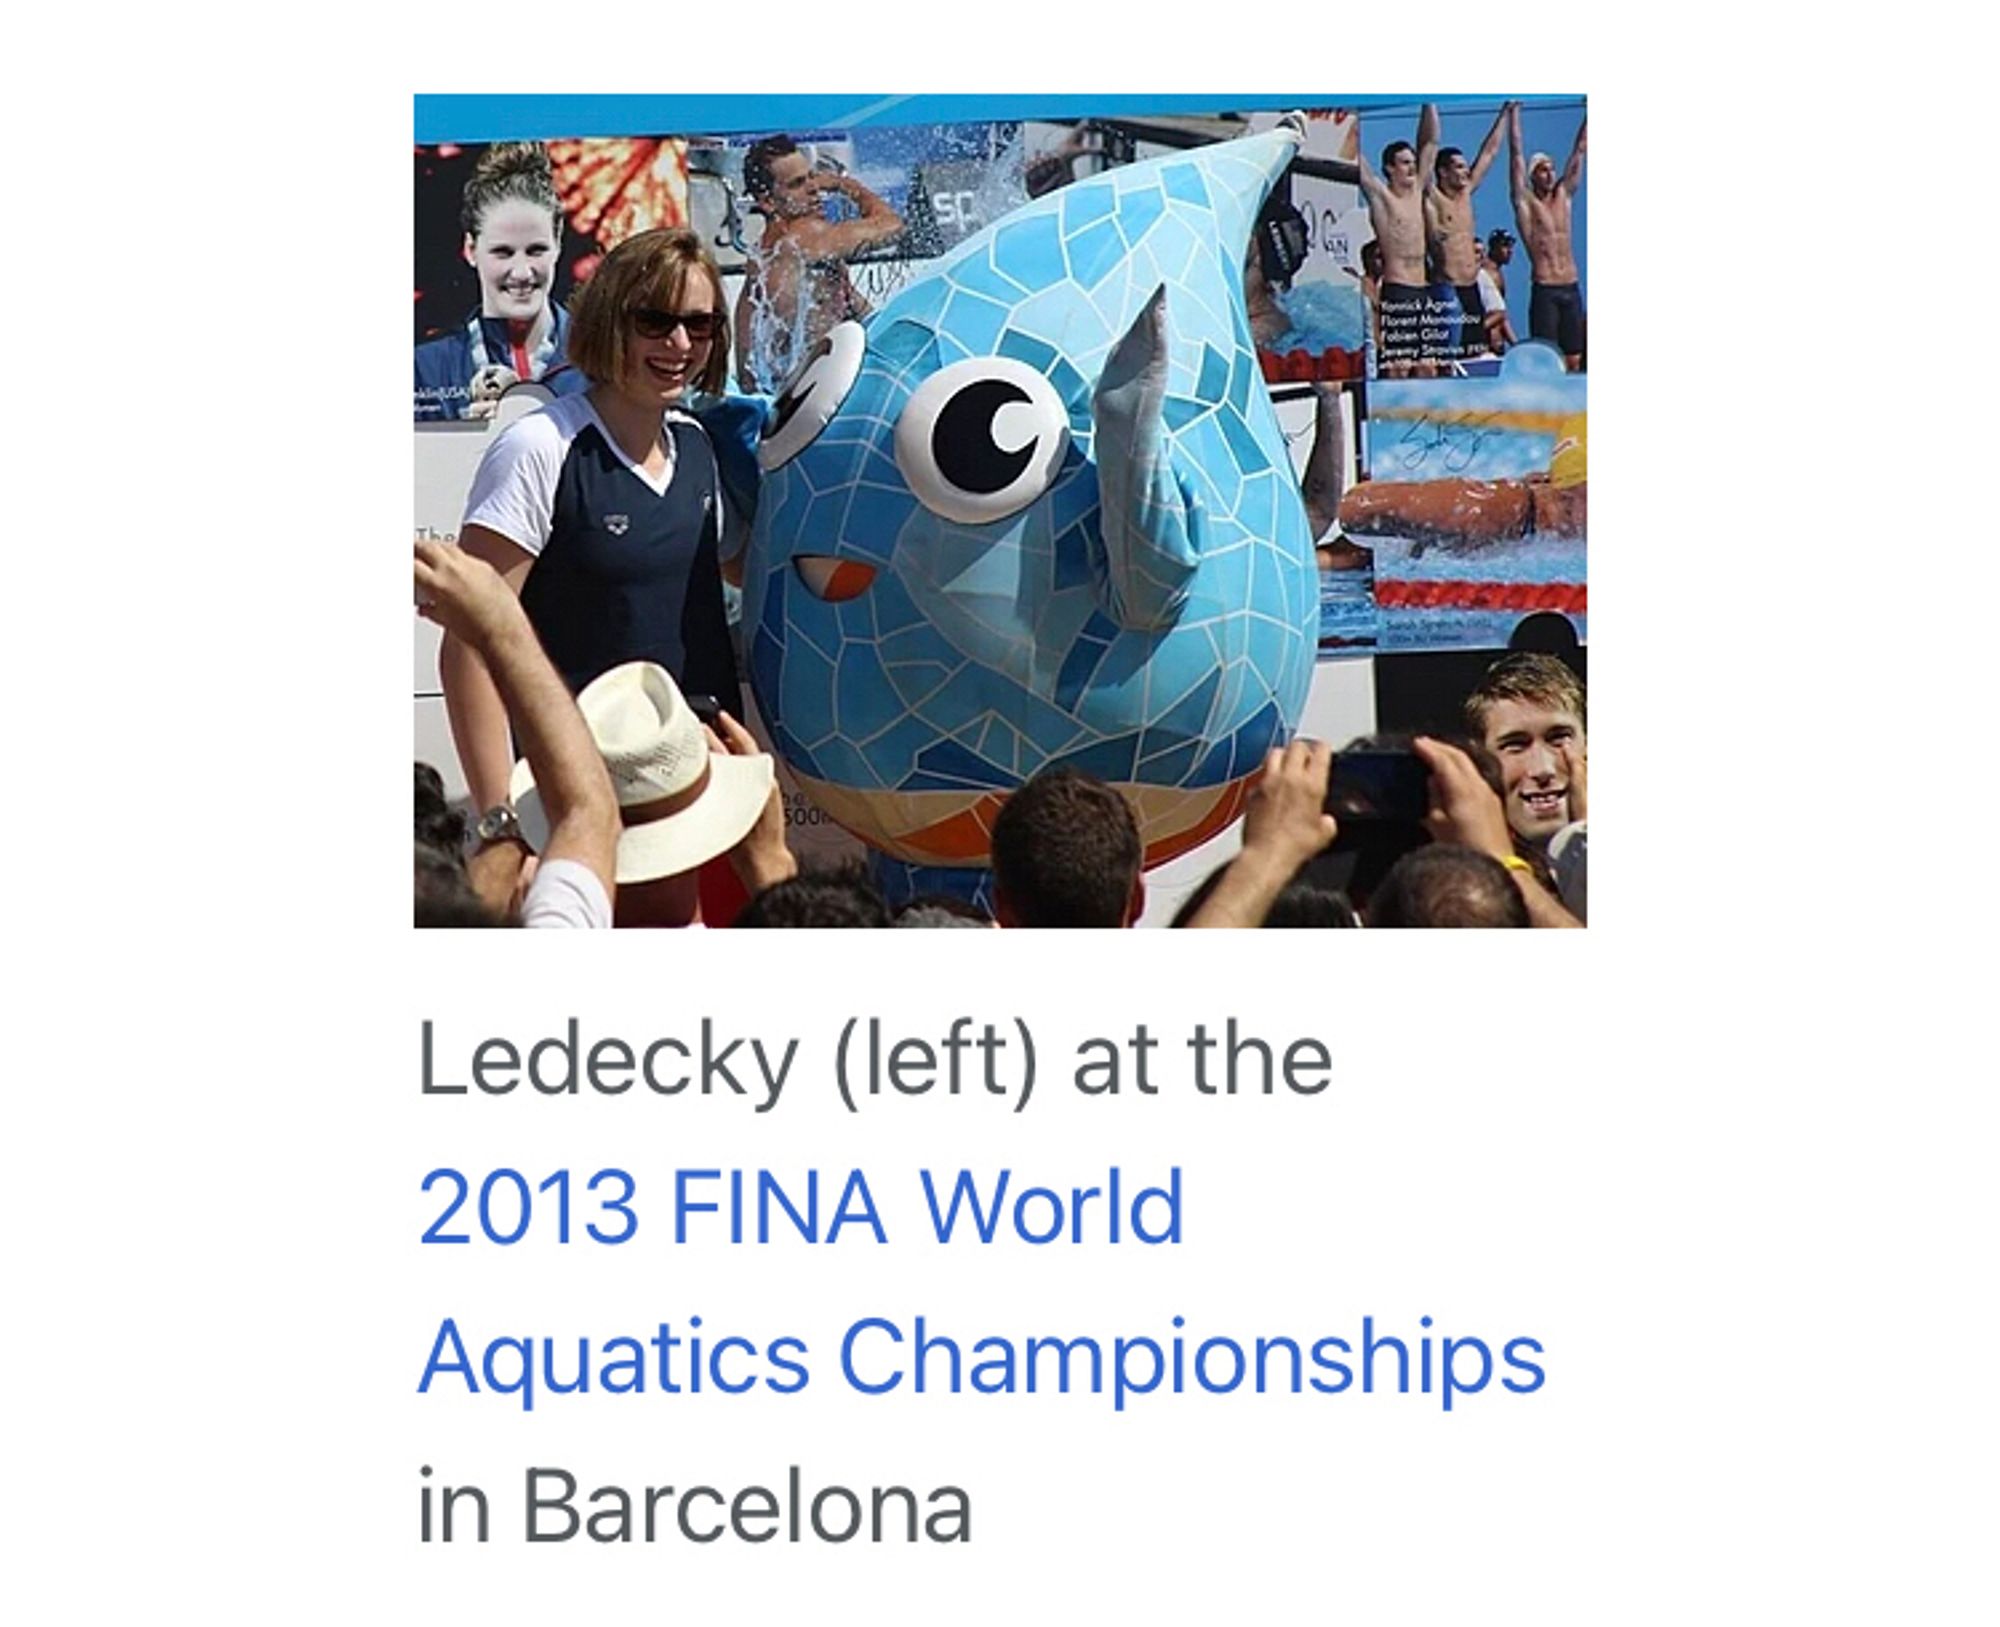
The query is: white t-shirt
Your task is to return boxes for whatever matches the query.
[1476,267,1506,316]
[461,394,700,557]
[519,858,613,929]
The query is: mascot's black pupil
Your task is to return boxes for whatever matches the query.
[932,378,1035,494]
[767,340,832,439]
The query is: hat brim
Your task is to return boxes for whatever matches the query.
[511,752,775,884]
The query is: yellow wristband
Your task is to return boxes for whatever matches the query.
[1499,855,1534,875]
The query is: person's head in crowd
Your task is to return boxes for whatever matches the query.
[1487,227,1515,266]
[743,134,818,222]
[510,662,775,928]
[990,766,1144,928]
[1434,145,1470,194]
[893,895,996,929]
[414,763,501,926]
[566,228,730,405]
[1367,844,1529,928]
[1463,653,1586,849]
[1360,240,1384,281]
[1173,860,1358,929]
[415,762,467,859]
[735,864,890,928]
[414,842,506,927]
[1264,879,1362,928]
[1381,139,1418,189]
[461,143,562,326]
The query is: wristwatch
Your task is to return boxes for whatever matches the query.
[471,804,524,851]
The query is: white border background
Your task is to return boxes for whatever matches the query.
[5,11,1991,1622]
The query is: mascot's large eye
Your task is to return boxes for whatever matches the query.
[758,321,865,471]
[893,356,1070,525]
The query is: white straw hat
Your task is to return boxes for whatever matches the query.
[510,662,774,884]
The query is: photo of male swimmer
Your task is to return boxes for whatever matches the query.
[1424,103,1509,360]
[1509,106,1587,370]
[1357,111,1439,378]
[1306,391,1586,556]
[1249,182,1318,350]
[734,135,905,392]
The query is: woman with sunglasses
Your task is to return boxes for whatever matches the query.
[440,228,748,817]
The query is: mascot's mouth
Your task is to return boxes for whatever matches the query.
[794,555,878,602]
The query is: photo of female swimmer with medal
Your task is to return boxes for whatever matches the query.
[414,142,586,421]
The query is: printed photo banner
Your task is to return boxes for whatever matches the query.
[414,95,1584,657]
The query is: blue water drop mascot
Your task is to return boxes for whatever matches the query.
[733,115,1318,896]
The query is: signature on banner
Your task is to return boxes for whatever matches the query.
[1387,412,1501,476]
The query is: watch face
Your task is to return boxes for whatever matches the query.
[475,805,520,845]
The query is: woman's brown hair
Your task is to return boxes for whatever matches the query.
[461,142,562,241]
[566,228,730,396]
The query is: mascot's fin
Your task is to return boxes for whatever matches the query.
[1087,119,1304,630]
[1091,285,1204,631]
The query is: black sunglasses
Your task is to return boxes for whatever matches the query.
[629,306,722,342]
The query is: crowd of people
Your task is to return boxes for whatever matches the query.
[417,525,1586,929]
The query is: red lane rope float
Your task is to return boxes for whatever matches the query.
[1373,581,1587,614]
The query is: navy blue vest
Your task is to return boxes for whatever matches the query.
[518,417,742,718]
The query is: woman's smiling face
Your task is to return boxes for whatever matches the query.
[466,197,558,321]
[618,277,719,407]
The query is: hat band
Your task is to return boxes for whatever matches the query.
[619,759,712,827]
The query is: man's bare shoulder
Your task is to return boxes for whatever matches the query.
[751,232,805,282]
[782,215,843,256]
[756,222,808,256]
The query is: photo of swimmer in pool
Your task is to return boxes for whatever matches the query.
[1298,352,1586,651]
[1342,449,1584,550]
[1335,422,1585,553]
[1242,109,1370,383]
[1305,380,1583,553]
